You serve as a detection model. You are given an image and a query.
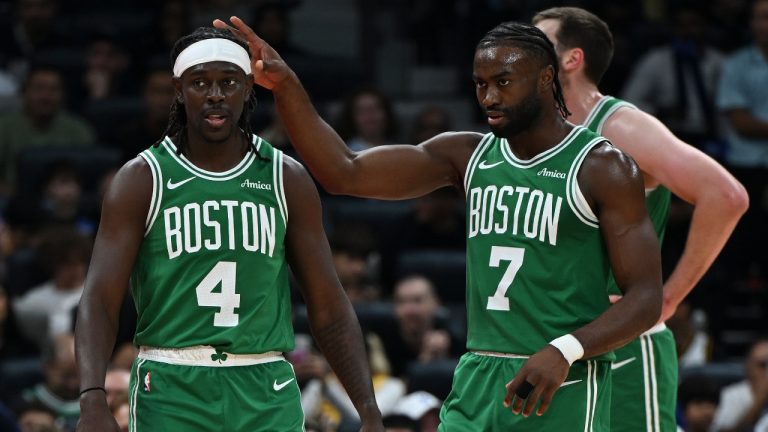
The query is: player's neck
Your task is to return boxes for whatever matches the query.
[183,132,250,172]
[506,114,571,160]
[562,76,603,126]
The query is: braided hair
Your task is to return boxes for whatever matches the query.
[477,22,571,118]
[156,27,258,155]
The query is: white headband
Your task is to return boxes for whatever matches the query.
[173,38,252,78]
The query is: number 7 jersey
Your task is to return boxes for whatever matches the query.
[464,126,614,361]
[130,136,293,354]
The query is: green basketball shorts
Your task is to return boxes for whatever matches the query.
[610,324,678,432]
[438,351,612,432]
[128,346,304,431]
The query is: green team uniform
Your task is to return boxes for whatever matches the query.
[128,136,303,431]
[584,96,678,432]
[439,127,615,431]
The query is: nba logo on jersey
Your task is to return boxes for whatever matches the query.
[144,372,151,392]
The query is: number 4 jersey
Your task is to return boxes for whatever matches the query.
[130,136,294,354]
[464,126,614,361]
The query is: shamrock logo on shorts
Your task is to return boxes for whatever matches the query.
[211,348,228,363]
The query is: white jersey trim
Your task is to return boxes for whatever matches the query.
[583,96,637,135]
[161,136,257,181]
[274,150,288,227]
[139,151,163,236]
[500,126,581,168]
[566,135,605,228]
[463,133,496,192]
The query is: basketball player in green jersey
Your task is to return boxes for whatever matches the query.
[74,27,383,432]
[215,17,663,430]
[533,7,749,432]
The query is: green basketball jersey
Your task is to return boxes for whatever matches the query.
[584,96,671,296]
[131,136,293,354]
[464,126,613,361]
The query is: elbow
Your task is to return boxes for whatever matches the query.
[722,180,750,218]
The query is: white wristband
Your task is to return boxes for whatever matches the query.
[549,334,584,366]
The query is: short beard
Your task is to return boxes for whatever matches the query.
[490,90,543,138]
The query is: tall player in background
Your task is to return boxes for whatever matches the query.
[75,27,383,431]
[215,16,663,431]
[533,7,748,432]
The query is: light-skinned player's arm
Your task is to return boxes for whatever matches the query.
[282,156,383,432]
[602,108,749,322]
[75,158,151,432]
[504,143,662,417]
[213,16,479,200]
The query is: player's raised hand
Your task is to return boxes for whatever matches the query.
[503,345,569,418]
[212,16,291,90]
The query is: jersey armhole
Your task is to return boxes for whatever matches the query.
[273,149,288,226]
[463,133,495,192]
[594,101,636,135]
[566,137,604,228]
[139,150,163,236]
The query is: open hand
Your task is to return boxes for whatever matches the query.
[212,16,292,90]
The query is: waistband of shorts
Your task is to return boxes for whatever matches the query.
[138,346,284,367]
[471,351,530,359]
[641,322,667,337]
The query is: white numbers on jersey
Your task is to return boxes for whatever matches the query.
[486,246,525,311]
[195,261,240,327]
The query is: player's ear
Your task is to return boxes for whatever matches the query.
[560,47,584,73]
[244,74,254,99]
[539,64,555,90]
[172,76,183,103]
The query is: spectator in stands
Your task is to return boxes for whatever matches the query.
[12,227,91,345]
[386,391,441,432]
[21,334,79,431]
[299,332,404,431]
[678,374,720,432]
[329,223,381,304]
[716,0,768,278]
[622,4,724,152]
[409,105,451,144]
[335,87,399,151]
[667,301,712,367]
[79,33,134,105]
[0,66,95,195]
[15,401,61,432]
[378,275,462,378]
[114,69,174,160]
[0,0,67,81]
[712,339,768,431]
[0,284,37,360]
[37,160,98,232]
[104,368,129,415]
[253,1,305,57]
[1,196,48,299]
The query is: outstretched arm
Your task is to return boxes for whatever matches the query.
[603,109,748,322]
[504,144,662,417]
[213,16,479,200]
[75,158,151,432]
[282,156,383,431]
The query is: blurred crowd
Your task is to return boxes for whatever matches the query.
[0,0,766,431]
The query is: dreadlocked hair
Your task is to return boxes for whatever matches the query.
[155,27,262,159]
[477,22,571,118]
